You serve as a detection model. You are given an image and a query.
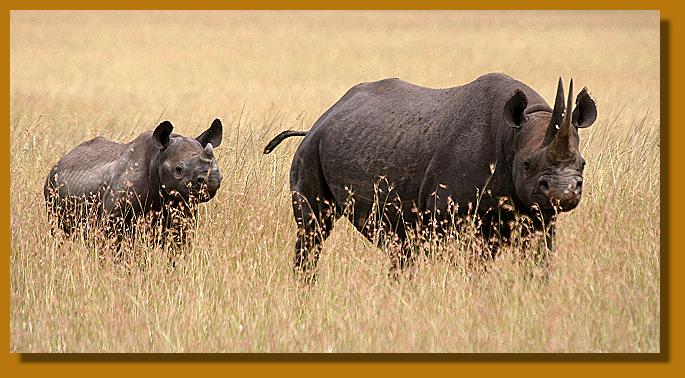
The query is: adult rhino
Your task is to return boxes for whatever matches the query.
[44,119,223,245]
[264,73,597,279]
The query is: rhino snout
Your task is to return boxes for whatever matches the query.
[195,170,221,195]
[537,176,582,211]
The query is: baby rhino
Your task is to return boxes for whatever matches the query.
[44,119,223,245]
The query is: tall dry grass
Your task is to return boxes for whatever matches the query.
[10,10,659,352]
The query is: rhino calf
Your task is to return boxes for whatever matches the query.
[44,119,223,245]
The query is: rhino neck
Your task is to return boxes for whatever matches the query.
[491,119,519,198]
[147,149,165,211]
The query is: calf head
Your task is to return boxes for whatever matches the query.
[153,119,223,203]
[505,78,597,213]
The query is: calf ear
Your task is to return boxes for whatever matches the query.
[504,89,528,129]
[572,87,597,128]
[153,121,173,150]
[197,118,223,148]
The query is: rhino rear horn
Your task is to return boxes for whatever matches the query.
[153,121,173,150]
[197,118,223,148]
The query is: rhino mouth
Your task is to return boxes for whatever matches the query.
[545,196,580,212]
[531,190,581,213]
[165,185,218,204]
[194,188,217,202]
[190,181,220,202]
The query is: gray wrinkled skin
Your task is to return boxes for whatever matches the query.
[44,119,223,244]
[265,73,597,279]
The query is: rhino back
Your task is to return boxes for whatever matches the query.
[45,132,157,213]
[46,137,126,197]
[302,73,549,212]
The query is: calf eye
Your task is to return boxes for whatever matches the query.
[175,164,184,175]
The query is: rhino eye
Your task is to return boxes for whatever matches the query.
[174,164,184,176]
[523,160,531,172]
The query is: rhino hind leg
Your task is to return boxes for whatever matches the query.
[291,189,339,284]
[387,240,417,280]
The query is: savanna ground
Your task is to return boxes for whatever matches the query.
[10,11,660,352]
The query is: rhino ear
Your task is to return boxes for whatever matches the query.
[153,121,173,150]
[504,89,529,129]
[197,118,223,148]
[572,87,597,128]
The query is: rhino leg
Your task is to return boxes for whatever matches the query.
[291,160,342,282]
[388,240,416,280]
[291,189,338,283]
[534,222,556,278]
[510,217,555,280]
[544,222,556,252]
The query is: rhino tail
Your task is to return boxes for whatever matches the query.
[263,130,309,154]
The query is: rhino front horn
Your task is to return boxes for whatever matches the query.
[203,143,215,159]
[547,78,577,162]
[543,77,565,147]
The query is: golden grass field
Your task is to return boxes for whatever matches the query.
[10,11,660,352]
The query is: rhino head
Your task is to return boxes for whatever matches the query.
[504,78,597,213]
[152,118,223,203]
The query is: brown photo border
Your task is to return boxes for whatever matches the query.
[3,1,680,376]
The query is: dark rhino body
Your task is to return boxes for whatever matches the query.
[45,119,223,244]
[265,73,597,279]
[297,74,548,231]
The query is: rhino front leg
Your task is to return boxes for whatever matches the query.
[149,205,198,267]
[536,222,556,273]
[544,222,556,252]
[520,221,556,280]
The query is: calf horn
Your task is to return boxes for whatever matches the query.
[547,78,576,162]
[203,143,215,159]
